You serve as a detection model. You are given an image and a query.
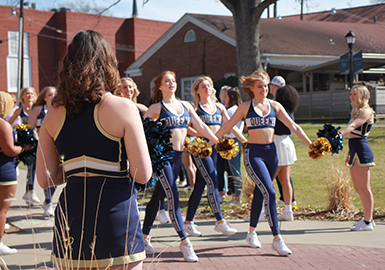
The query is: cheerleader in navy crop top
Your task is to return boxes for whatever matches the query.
[158,100,190,129]
[213,71,312,256]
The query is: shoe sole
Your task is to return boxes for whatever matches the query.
[246,239,261,248]
[214,227,237,236]
[271,245,292,256]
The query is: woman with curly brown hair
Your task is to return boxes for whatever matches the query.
[215,69,311,256]
[36,30,152,270]
[339,85,376,231]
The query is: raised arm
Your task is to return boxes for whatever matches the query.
[215,101,248,140]
[274,101,312,146]
[143,103,161,121]
[217,102,246,142]
[7,107,21,125]
[339,108,372,138]
[183,101,218,144]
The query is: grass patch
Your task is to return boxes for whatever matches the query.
[137,123,385,219]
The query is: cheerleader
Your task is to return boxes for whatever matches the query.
[142,71,218,262]
[215,70,312,256]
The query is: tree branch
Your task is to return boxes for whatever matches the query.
[220,0,237,14]
[253,0,279,23]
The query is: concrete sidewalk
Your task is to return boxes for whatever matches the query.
[2,169,384,269]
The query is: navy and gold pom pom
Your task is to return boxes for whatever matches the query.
[13,124,38,165]
[308,124,343,160]
[215,138,239,160]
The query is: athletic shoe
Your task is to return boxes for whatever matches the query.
[246,232,261,248]
[43,203,55,217]
[155,209,170,224]
[350,219,374,231]
[184,222,202,237]
[179,241,199,262]
[224,198,240,205]
[276,199,284,205]
[292,201,297,206]
[4,223,10,230]
[0,242,17,255]
[243,215,250,222]
[271,239,292,256]
[278,211,293,221]
[144,237,157,254]
[219,195,224,203]
[214,220,237,236]
[22,191,40,205]
[354,218,376,227]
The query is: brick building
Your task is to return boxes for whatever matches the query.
[0,4,172,96]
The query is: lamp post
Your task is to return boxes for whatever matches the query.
[345,30,356,89]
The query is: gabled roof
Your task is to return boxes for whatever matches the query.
[127,11,385,71]
[283,4,385,24]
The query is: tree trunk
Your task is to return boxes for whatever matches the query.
[220,0,278,100]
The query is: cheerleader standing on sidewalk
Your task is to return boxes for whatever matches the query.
[142,71,218,262]
[215,70,312,256]
[184,76,246,237]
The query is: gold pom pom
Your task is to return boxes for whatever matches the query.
[183,137,191,152]
[215,138,240,160]
[241,140,248,155]
[189,137,212,158]
[308,137,332,160]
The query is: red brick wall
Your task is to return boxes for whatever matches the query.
[134,22,237,105]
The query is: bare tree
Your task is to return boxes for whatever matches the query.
[220,0,278,99]
[56,0,114,15]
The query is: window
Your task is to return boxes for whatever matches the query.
[184,30,196,43]
[7,31,31,93]
[181,77,197,102]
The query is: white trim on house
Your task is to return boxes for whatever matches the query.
[125,14,236,74]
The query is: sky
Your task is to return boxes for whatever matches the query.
[0,0,377,22]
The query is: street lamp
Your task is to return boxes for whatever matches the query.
[345,30,356,89]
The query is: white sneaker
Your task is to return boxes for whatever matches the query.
[155,209,170,224]
[43,203,55,217]
[272,239,292,256]
[292,201,297,206]
[354,218,375,227]
[179,241,199,262]
[246,232,261,248]
[224,198,240,205]
[278,211,293,221]
[243,215,250,222]
[0,242,17,255]
[350,219,374,231]
[4,223,10,230]
[214,220,237,236]
[22,191,40,205]
[184,222,202,237]
[144,237,157,255]
[276,199,284,205]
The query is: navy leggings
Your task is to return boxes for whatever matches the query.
[142,151,187,240]
[27,162,56,203]
[186,147,223,222]
[244,143,280,236]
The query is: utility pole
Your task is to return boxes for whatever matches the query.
[17,0,24,99]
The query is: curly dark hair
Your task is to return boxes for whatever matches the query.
[275,85,299,113]
[52,30,121,117]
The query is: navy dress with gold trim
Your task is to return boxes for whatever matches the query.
[52,98,145,268]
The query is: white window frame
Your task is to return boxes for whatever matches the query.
[181,77,197,102]
[7,31,31,93]
[184,29,196,43]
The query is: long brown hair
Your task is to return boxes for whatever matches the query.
[150,71,176,104]
[226,87,242,108]
[53,30,120,117]
[34,86,56,107]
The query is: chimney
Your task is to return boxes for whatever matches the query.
[132,0,138,18]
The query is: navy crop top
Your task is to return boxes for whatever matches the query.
[20,107,29,124]
[158,100,190,129]
[35,105,47,129]
[54,96,129,179]
[245,100,276,130]
[196,102,222,126]
[351,122,372,138]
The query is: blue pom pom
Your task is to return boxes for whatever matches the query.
[14,126,38,165]
[317,124,343,155]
